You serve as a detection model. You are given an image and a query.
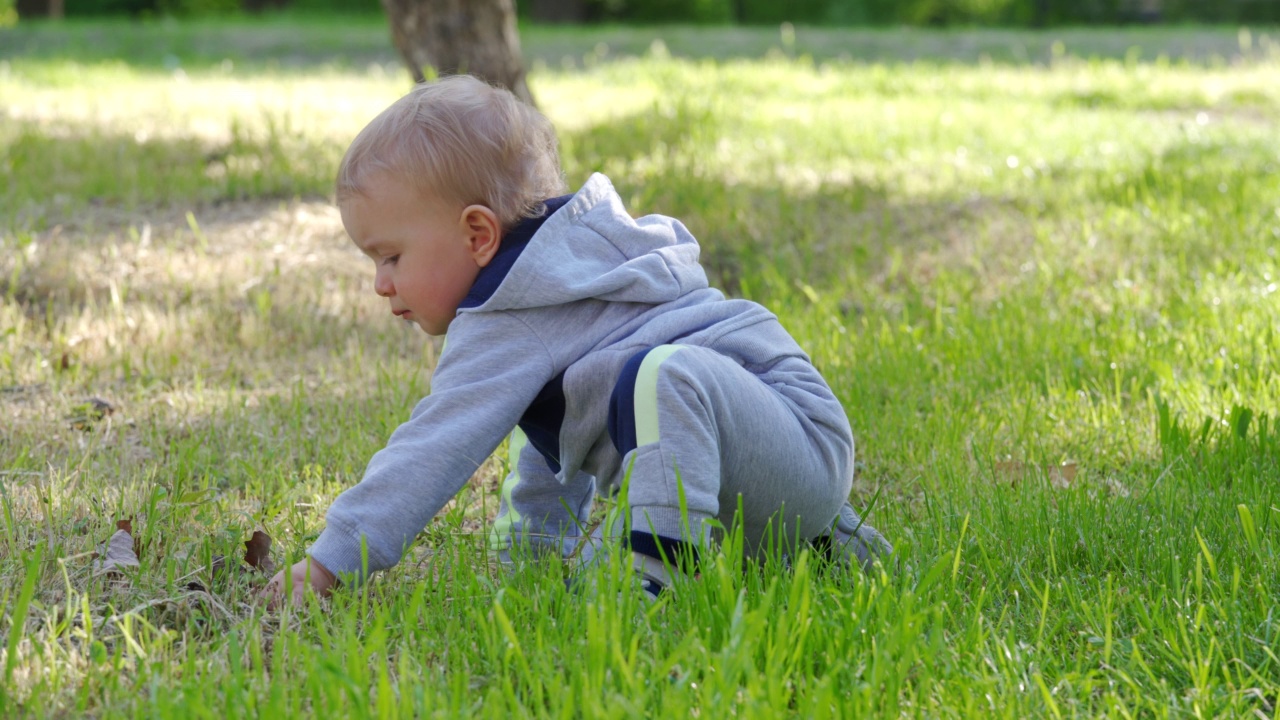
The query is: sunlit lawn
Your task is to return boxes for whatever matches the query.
[2,19,1279,718]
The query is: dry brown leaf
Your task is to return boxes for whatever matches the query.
[1049,463,1078,487]
[93,525,140,576]
[993,460,1025,482]
[243,530,275,574]
[210,554,247,585]
[114,518,145,558]
[994,461,1077,488]
[68,397,117,431]
[207,529,275,585]
[86,397,116,417]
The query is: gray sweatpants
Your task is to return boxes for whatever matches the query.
[490,345,854,559]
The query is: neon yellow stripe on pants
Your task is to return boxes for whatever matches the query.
[634,345,684,447]
[487,427,528,550]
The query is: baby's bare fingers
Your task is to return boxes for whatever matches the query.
[259,577,284,610]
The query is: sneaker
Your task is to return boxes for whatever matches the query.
[563,551,674,602]
[810,501,892,572]
[632,551,674,600]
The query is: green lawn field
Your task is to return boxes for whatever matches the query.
[1,19,1279,718]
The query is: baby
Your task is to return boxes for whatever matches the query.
[264,75,889,606]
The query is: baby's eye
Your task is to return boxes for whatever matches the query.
[382,255,400,266]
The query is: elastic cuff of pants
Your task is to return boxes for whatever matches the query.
[628,530,701,574]
[627,506,711,573]
[629,506,712,542]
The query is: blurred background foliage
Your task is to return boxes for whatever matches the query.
[12,0,1280,25]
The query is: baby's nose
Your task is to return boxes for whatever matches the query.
[374,270,394,297]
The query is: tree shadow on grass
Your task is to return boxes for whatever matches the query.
[0,116,341,231]
[3,100,1041,306]
[559,101,1040,297]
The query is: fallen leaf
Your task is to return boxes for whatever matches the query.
[1050,463,1078,488]
[204,531,276,588]
[93,525,140,576]
[69,397,117,431]
[243,530,275,574]
[86,398,116,417]
[210,554,247,584]
[993,460,1025,482]
[995,461,1077,488]
[114,518,144,558]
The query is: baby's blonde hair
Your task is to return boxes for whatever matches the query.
[336,75,565,229]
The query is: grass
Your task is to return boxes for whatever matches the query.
[2,18,1280,718]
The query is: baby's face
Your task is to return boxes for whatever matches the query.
[340,174,492,336]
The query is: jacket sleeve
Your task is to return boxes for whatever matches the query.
[308,312,553,582]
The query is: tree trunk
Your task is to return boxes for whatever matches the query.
[526,0,588,23]
[1031,0,1050,27]
[381,0,536,107]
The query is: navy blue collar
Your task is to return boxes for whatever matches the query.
[458,195,573,310]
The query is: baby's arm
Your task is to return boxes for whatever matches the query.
[304,314,555,586]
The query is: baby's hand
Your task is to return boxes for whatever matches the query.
[261,556,336,610]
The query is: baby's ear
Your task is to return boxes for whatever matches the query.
[461,205,502,267]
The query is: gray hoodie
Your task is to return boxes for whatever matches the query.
[309,173,817,579]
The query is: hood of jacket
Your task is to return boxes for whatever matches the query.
[459,173,710,315]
